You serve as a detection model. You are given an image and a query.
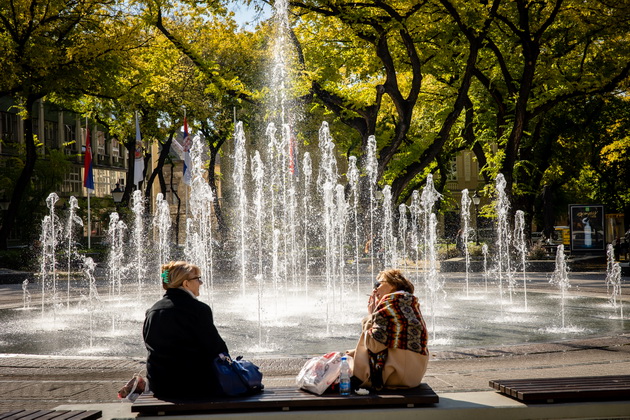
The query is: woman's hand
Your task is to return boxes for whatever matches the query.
[367,291,378,313]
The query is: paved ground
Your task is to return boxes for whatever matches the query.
[1,335,629,413]
[0,269,628,414]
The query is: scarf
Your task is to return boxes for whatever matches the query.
[368,291,428,355]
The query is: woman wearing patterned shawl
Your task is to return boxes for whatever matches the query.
[347,269,429,390]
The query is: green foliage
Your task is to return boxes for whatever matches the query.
[2,0,629,245]
[0,247,38,270]
[0,147,73,243]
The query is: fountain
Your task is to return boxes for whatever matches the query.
[130,190,147,297]
[0,0,627,360]
[64,196,83,308]
[39,193,58,313]
[494,174,514,309]
[606,244,624,319]
[347,156,361,292]
[514,210,528,310]
[460,189,472,297]
[1,161,628,357]
[398,203,408,271]
[550,245,571,329]
[482,243,489,293]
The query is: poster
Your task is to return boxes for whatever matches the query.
[569,205,605,252]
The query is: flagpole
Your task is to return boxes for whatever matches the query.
[183,107,189,219]
[86,117,91,249]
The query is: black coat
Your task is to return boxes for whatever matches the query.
[143,288,228,399]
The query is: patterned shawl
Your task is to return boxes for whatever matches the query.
[368,291,428,355]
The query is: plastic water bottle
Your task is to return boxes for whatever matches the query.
[339,355,351,396]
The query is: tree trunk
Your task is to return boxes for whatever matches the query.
[122,138,136,205]
[199,124,229,243]
[540,184,556,241]
[145,131,175,202]
[0,95,41,250]
[208,150,228,243]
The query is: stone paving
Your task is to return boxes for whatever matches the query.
[0,269,628,414]
[1,335,629,412]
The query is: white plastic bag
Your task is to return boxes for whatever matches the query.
[296,352,353,395]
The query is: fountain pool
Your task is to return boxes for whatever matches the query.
[0,272,626,358]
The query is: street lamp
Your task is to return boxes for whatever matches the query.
[472,191,481,245]
[111,183,124,205]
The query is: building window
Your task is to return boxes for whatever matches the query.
[112,138,119,160]
[0,111,18,142]
[96,130,106,155]
[62,166,82,194]
[446,157,457,182]
[64,124,77,151]
[464,151,472,182]
[44,120,58,148]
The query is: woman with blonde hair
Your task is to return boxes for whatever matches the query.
[143,261,228,399]
[348,269,428,390]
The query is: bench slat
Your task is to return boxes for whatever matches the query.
[0,411,101,420]
[56,410,102,420]
[26,412,71,420]
[5,410,56,420]
[491,375,630,387]
[132,385,438,415]
[0,411,39,420]
[489,375,630,403]
[0,411,24,420]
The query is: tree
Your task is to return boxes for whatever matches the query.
[0,148,70,243]
[470,0,630,206]
[288,0,500,209]
[132,0,270,240]
[532,94,630,238]
[0,0,141,249]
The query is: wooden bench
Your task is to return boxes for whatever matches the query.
[0,410,101,420]
[132,385,439,416]
[490,375,630,403]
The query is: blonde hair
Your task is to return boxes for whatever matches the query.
[161,261,199,290]
[378,269,414,294]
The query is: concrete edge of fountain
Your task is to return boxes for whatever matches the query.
[428,333,630,360]
[440,255,609,273]
[54,391,630,420]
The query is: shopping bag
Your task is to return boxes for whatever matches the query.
[296,351,352,395]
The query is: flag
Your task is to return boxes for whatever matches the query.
[83,127,94,192]
[134,112,145,187]
[182,117,192,186]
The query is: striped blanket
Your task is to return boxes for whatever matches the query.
[369,291,428,355]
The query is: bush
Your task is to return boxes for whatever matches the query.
[0,247,38,271]
[438,243,460,259]
[528,243,548,260]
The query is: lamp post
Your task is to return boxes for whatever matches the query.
[111,183,124,211]
[472,191,481,245]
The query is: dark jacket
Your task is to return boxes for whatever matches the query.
[143,288,228,399]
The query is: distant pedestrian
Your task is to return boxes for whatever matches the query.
[456,229,464,254]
